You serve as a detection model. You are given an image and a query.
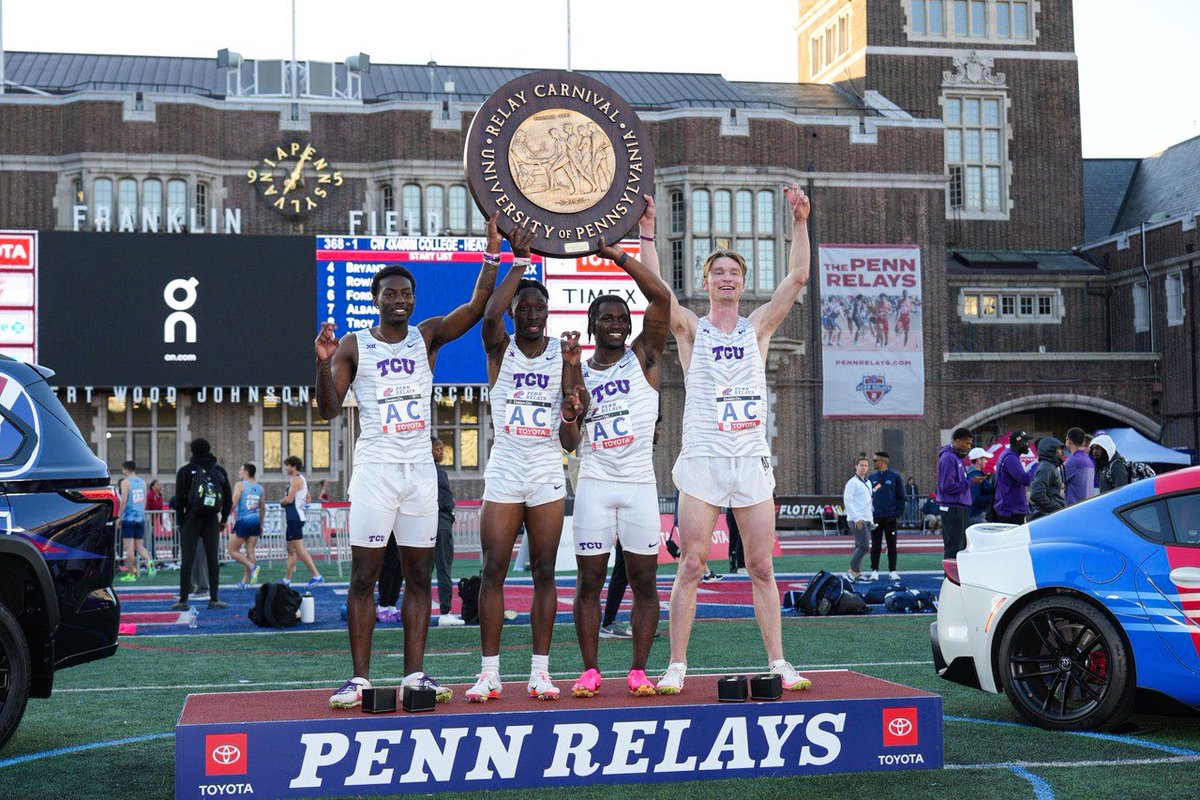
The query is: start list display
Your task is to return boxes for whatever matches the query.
[315,236,543,384]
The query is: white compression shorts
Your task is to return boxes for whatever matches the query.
[671,454,776,509]
[482,478,566,507]
[348,461,438,548]
[571,478,662,556]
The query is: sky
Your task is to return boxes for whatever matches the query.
[2,0,1197,158]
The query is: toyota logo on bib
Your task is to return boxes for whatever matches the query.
[205,733,248,775]
[882,707,919,746]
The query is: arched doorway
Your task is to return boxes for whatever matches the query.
[950,393,1160,445]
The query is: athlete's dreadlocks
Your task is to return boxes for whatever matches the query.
[586,294,631,341]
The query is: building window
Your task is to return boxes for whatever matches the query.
[670,191,685,235]
[448,185,468,233]
[691,189,710,233]
[1133,281,1149,333]
[195,182,208,221]
[262,399,332,474]
[809,8,852,78]
[72,177,85,206]
[142,179,162,229]
[433,393,484,473]
[1167,273,1185,326]
[689,187,778,294]
[945,94,1007,215]
[167,179,187,228]
[103,395,179,476]
[960,289,1061,323]
[469,200,485,234]
[117,178,138,227]
[93,178,113,223]
[425,185,444,234]
[670,239,685,292]
[381,183,395,214]
[907,0,1032,42]
[402,184,421,233]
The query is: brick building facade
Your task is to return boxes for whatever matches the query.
[0,0,1182,502]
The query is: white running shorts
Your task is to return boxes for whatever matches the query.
[571,478,662,556]
[348,461,438,548]
[672,454,776,509]
[482,477,566,507]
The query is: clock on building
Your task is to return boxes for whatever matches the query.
[247,141,343,217]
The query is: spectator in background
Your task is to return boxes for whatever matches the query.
[170,438,232,611]
[922,493,942,532]
[1063,427,1096,505]
[1090,434,1130,494]
[228,463,264,589]
[868,451,906,581]
[432,435,463,626]
[317,479,331,504]
[727,507,746,574]
[966,447,995,526]
[146,478,166,559]
[993,431,1034,525]
[1030,436,1067,519]
[117,461,155,582]
[843,456,874,581]
[280,456,324,587]
[937,428,977,560]
[377,536,404,623]
[906,476,919,499]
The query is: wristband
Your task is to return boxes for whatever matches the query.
[483,251,501,262]
[561,410,578,424]
[615,252,629,267]
[513,256,532,268]
[640,235,655,242]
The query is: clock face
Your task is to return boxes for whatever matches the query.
[247,141,343,217]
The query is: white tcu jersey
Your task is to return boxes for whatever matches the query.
[485,339,564,483]
[579,349,658,483]
[680,316,770,458]
[351,327,433,465]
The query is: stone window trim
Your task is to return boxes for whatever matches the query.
[1133,281,1149,333]
[940,52,1013,221]
[957,287,1063,324]
[1166,272,1185,327]
[809,5,854,81]
[60,169,222,232]
[90,391,190,481]
[902,0,1040,45]
[371,178,483,236]
[660,175,786,300]
[257,398,338,481]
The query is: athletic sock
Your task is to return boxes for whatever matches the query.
[530,654,549,674]
[481,655,500,674]
[769,659,789,670]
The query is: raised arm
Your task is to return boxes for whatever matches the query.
[421,212,504,356]
[641,195,699,348]
[315,324,357,420]
[482,223,536,366]
[749,184,812,338]
[559,331,587,452]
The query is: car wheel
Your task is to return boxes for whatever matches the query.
[0,602,31,751]
[998,595,1135,731]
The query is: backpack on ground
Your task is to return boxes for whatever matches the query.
[794,570,868,616]
[865,582,907,605]
[458,575,481,625]
[188,464,224,514]
[884,589,938,614]
[248,582,301,628]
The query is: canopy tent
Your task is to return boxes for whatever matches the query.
[1096,428,1192,465]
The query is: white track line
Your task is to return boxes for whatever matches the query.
[948,755,1200,770]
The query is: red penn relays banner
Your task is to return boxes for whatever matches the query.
[818,245,924,418]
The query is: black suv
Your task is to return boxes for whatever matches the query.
[0,358,118,750]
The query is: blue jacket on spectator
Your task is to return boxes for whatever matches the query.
[869,468,907,518]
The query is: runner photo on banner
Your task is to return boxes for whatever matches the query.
[819,244,924,418]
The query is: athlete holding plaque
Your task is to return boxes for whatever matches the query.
[466,226,588,704]
[657,185,813,695]
[316,213,510,710]
[566,197,671,699]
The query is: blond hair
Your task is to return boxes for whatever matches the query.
[701,248,748,283]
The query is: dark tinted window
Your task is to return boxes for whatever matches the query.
[1121,500,1173,544]
[1167,494,1200,546]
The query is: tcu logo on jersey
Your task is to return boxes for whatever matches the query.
[376,357,416,377]
[712,346,745,361]
[513,372,551,390]
[589,379,630,405]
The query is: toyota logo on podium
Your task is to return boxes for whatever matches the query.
[882,707,919,747]
[205,733,248,776]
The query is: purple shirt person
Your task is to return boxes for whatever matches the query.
[993,431,1034,523]
[1063,427,1096,505]
[937,428,978,561]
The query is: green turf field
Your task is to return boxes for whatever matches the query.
[2,603,1198,799]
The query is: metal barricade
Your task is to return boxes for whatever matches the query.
[452,505,482,555]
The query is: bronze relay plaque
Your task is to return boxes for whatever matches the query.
[464,70,655,258]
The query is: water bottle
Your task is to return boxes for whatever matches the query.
[188,606,199,628]
[300,592,315,624]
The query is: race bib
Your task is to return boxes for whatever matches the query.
[377,383,426,434]
[715,384,763,432]
[131,487,145,505]
[245,494,260,512]
[504,389,553,438]
[587,398,634,451]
